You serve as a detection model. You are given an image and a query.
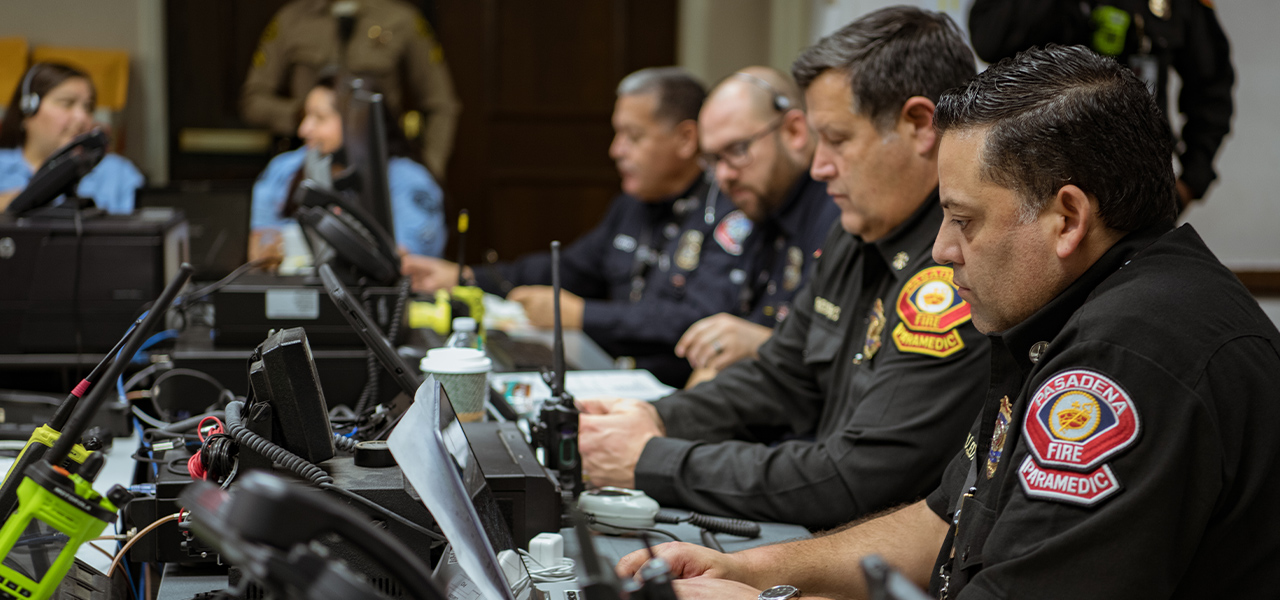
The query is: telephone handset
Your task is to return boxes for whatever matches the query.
[7,129,108,215]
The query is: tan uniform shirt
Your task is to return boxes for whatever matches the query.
[241,0,461,177]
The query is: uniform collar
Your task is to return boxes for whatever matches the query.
[638,173,707,221]
[767,172,827,240]
[865,188,943,281]
[994,221,1175,372]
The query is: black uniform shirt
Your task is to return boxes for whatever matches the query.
[731,173,842,327]
[926,223,1280,599]
[968,0,1234,199]
[634,192,990,529]
[472,175,740,386]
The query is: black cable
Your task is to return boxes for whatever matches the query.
[332,433,358,453]
[351,278,409,416]
[655,510,761,538]
[223,401,444,544]
[699,529,724,553]
[72,207,85,379]
[586,519,680,544]
[199,434,238,482]
[173,258,269,309]
[167,456,192,476]
[319,483,446,545]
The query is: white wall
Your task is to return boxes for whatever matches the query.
[0,0,168,184]
[1180,1,1280,270]
[811,0,1279,271]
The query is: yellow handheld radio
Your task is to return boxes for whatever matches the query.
[0,264,194,600]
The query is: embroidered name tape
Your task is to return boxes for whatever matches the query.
[1017,455,1122,507]
[1024,368,1140,471]
[895,266,971,334]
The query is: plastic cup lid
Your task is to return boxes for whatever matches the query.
[421,347,491,374]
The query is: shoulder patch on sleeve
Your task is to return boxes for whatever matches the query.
[891,323,964,357]
[713,210,752,256]
[1023,368,1141,471]
[895,266,971,333]
[1018,456,1122,507]
[890,266,969,358]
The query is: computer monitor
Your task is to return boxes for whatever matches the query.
[135,187,250,280]
[340,81,395,245]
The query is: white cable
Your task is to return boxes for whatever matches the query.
[517,549,576,583]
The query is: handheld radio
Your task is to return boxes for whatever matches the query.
[532,241,584,500]
[0,264,193,600]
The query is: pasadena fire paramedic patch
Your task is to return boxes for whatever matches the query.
[891,266,970,358]
[1019,368,1140,506]
[1017,456,1122,506]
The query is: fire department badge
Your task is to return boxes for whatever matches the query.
[1024,368,1140,471]
[987,396,1013,479]
[863,299,885,361]
[783,246,803,291]
[675,230,703,271]
[713,210,753,256]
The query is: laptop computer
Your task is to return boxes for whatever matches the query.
[317,264,598,600]
[135,187,250,280]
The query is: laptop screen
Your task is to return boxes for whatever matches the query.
[317,264,534,598]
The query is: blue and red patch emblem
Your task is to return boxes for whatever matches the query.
[1019,368,1140,507]
[1023,368,1140,471]
[713,210,753,256]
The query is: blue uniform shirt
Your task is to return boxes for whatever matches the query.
[472,175,742,386]
[730,173,840,327]
[0,147,143,214]
[251,147,447,257]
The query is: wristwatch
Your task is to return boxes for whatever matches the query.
[758,584,801,599]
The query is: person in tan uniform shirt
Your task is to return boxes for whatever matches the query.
[242,0,461,178]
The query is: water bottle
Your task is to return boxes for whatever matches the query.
[445,316,483,351]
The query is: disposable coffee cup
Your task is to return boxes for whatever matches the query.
[420,347,492,422]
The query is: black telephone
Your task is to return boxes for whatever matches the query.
[6,129,108,215]
[293,180,401,285]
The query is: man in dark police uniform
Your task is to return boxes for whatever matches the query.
[577,7,988,530]
[614,44,1280,600]
[401,67,740,387]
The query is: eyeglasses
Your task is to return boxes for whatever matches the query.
[698,116,784,171]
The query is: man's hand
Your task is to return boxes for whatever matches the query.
[400,255,464,293]
[578,398,664,489]
[248,229,284,271]
[617,542,746,581]
[676,313,773,371]
[507,285,584,329]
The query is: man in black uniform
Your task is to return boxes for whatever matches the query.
[401,67,739,386]
[614,45,1280,600]
[577,8,987,530]
[968,0,1234,210]
[675,66,840,386]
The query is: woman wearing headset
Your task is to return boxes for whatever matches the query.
[0,63,143,213]
[250,77,446,262]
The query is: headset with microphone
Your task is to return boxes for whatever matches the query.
[732,71,793,113]
[18,64,43,117]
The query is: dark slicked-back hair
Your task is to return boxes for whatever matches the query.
[616,67,706,127]
[791,6,975,131]
[935,45,1177,231]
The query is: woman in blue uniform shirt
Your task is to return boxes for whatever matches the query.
[251,78,446,259]
[0,63,143,213]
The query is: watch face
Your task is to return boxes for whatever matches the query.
[760,585,800,599]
